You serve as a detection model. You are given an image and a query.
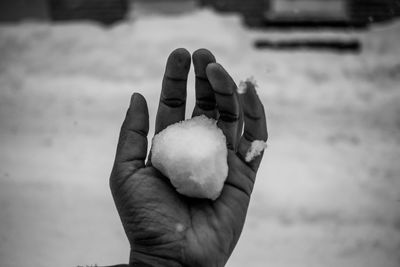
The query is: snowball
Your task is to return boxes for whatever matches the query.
[238,76,258,94]
[151,115,228,200]
[245,140,267,162]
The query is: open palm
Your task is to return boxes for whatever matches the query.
[110,49,267,267]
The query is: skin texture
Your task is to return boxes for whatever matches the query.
[109,48,268,267]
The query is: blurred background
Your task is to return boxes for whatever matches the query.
[0,1,399,267]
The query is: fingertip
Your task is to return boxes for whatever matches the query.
[205,62,220,77]
[127,92,149,133]
[130,93,148,111]
[165,48,191,78]
[240,86,263,119]
[130,92,144,104]
[193,48,216,76]
[206,63,236,95]
[170,47,191,59]
[193,48,215,60]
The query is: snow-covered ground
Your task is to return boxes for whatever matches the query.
[0,8,399,267]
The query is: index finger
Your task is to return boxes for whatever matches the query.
[155,48,191,134]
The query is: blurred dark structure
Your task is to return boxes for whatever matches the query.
[254,38,361,53]
[0,0,129,25]
[0,0,50,22]
[49,0,128,24]
[200,0,400,27]
[134,0,197,15]
[1,0,399,27]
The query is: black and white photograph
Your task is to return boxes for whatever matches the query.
[0,0,399,266]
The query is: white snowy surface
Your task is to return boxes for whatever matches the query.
[0,8,399,267]
[151,115,228,200]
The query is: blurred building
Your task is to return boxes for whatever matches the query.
[0,0,50,22]
[1,0,399,26]
[200,0,400,27]
[49,0,128,24]
[133,0,197,15]
[0,0,129,24]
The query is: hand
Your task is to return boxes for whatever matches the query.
[110,48,268,267]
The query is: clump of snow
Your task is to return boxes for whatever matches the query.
[238,76,258,94]
[245,140,268,162]
[151,115,228,200]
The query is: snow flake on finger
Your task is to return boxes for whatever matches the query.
[245,140,267,162]
[238,76,258,94]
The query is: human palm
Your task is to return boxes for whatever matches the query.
[110,49,267,267]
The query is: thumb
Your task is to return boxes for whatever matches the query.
[111,93,149,188]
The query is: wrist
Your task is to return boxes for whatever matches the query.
[130,250,184,267]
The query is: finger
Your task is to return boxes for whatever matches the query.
[238,83,268,172]
[155,48,191,134]
[206,63,241,150]
[192,48,217,119]
[113,93,149,175]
